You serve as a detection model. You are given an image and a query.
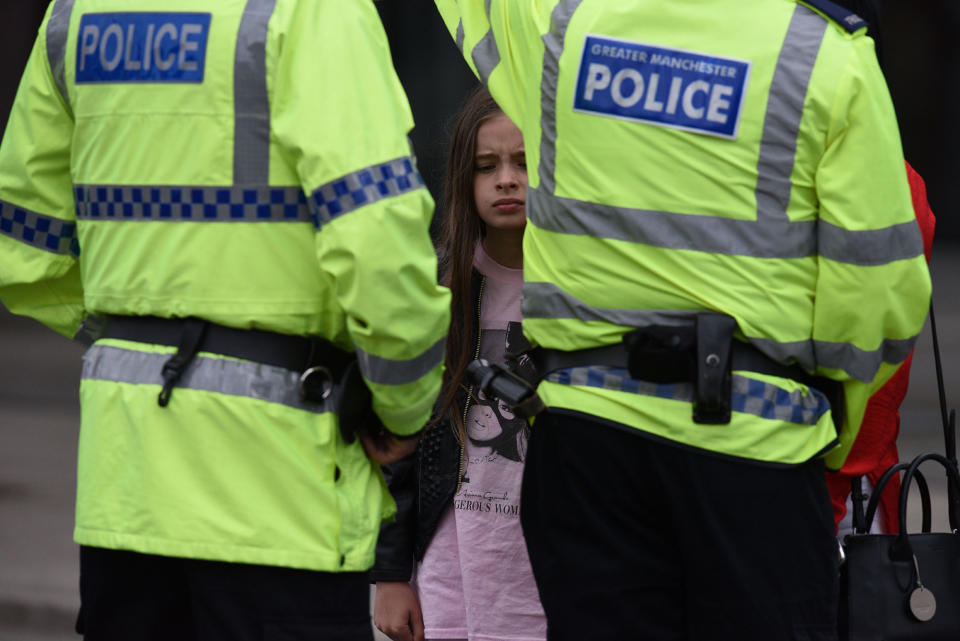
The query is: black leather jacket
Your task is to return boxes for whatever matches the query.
[371,270,483,583]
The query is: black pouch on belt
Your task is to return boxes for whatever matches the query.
[622,324,697,383]
[622,313,736,425]
[693,313,736,424]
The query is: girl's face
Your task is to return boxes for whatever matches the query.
[473,113,527,232]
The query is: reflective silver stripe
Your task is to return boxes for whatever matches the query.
[544,366,830,426]
[528,187,922,263]
[535,1,823,205]
[234,0,277,185]
[472,29,500,83]
[82,344,332,413]
[455,19,466,53]
[530,4,919,263]
[523,281,918,382]
[46,0,75,110]
[0,198,78,257]
[742,333,916,383]
[471,0,500,83]
[819,219,924,266]
[755,4,826,221]
[309,156,424,228]
[816,335,916,383]
[538,0,583,194]
[522,281,698,328]
[356,338,445,386]
[74,184,310,222]
[528,187,817,258]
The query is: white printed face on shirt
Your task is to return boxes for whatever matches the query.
[467,384,529,463]
[468,403,502,441]
[473,114,527,232]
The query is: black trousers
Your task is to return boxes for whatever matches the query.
[76,546,373,641]
[520,411,838,641]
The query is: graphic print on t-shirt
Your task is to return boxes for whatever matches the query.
[456,323,531,518]
[465,325,531,463]
[467,388,531,465]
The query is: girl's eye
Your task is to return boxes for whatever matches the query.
[475,164,495,173]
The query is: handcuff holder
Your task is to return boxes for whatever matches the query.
[622,313,735,425]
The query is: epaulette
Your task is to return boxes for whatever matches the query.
[799,0,867,34]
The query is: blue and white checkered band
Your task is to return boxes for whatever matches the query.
[545,366,831,426]
[73,185,310,222]
[0,199,79,257]
[574,35,752,139]
[309,157,425,229]
[75,12,212,84]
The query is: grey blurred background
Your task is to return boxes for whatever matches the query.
[1,1,959,639]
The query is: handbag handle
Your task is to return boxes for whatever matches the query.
[929,301,960,526]
[854,464,931,535]
[891,452,960,561]
[929,302,954,458]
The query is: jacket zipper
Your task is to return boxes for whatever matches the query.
[418,275,485,512]
[456,275,484,495]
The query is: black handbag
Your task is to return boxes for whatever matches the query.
[840,452,960,639]
[839,303,960,640]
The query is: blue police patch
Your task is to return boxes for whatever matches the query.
[75,13,211,84]
[573,35,752,140]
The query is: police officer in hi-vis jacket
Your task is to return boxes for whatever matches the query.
[433,0,930,638]
[0,1,450,638]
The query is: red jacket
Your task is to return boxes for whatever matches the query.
[825,161,936,533]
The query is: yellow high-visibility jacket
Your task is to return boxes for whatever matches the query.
[0,0,450,571]
[435,0,931,469]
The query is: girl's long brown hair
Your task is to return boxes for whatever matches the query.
[435,85,503,443]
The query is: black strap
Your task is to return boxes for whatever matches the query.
[929,300,960,528]
[528,342,628,378]
[850,300,957,535]
[531,339,818,385]
[158,318,207,407]
[931,302,955,459]
[529,337,842,413]
[101,315,355,409]
[102,315,353,374]
[98,316,403,444]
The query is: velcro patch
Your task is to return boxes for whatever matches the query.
[573,35,752,140]
[75,12,211,84]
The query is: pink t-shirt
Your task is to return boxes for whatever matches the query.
[414,242,546,641]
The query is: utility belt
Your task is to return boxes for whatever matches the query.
[468,313,844,427]
[97,315,379,442]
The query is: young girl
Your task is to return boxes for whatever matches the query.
[372,86,546,641]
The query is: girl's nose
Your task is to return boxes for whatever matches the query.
[496,166,520,190]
